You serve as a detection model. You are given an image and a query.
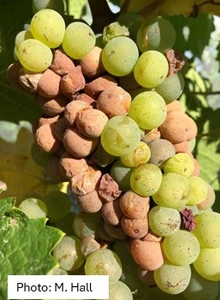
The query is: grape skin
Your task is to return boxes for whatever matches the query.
[133,50,169,88]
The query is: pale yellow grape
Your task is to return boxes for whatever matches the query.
[18,198,47,219]
[108,281,133,300]
[163,230,200,266]
[187,176,208,205]
[163,153,194,177]
[62,22,96,59]
[15,30,33,50]
[130,163,162,196]
[193,211,220,248]
[154,260,191,294]
[120,141,151,167]
[133,50,169,88]
[30,9,65,48]
[101,116,141,157]
[128,91,167,130]
[102,36,139,76]
[18,39,52,72]
[152,173,191,209]
[84,249,122,284]
[193,247,220,281]
[53,235,85,271]
[149,206,181,237]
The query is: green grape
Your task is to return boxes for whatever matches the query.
[183,266,219,300]
[197,183,216,210]
[133,50,169,88]
[152,173,191,209]
[155,72,185,103]
[130,163,162,197]
[84,249,122,284]
[62,22,96,59]
[137,17,176,53]
[163,230,200,266]
[193,247,220,281]
[108,281,133,300]
[147,138,175,167]
[15,30,33,50]
[102,21,130,44]
[43,191,71,222]
[113,240,147,292]
[30,9,65,48]
[18,198,47,219]
[187,176,208,205]
[117,12,144,40]
[120,141,151,167]
[53,235,85,271]
[30,141,51,166]
[101,116,141,157]
[154,260,191,294]
[102,36,139,76]
[48,267,68,275]
[18,38,53,72]
[72,212,101,239]
[110,160,133,191]
[193,211,220,248]
[128,91,167,130]
[32,0,65,14]
[149,206,181,237]
[163,153,194,177]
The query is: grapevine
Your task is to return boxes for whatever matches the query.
[1,1,220,300]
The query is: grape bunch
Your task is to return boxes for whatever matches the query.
[8,4,220,300]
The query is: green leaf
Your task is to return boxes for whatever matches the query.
[0,197,64,300]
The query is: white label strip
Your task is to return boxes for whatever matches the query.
[8,275,109,299]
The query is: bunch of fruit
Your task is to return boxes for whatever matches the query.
[7,4,220,300]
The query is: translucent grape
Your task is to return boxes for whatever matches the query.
[15,30,33,50]
[84,249,122,284]
[43,191,71,222]
[163,153,194,177]
[18,38,53,72]
[108,281,133,300]
[154,260,191,294]
[137,17,176,53]
[72,212,101,239]
[128,91,167,130]
[133,50,169,88]
[149,206,181,237]
[147,138,175,166]
[30,9,65,48]
[53,235,85,271]
[101,115,141,157]
[18,198,47,219]
[152,173,191,209]
[110,160,133,191]
[130,163,162,196]
[155,72,185,103]
[187,176,208,205]
[193,247,220,281]
[32,0,65,14]
[62,22,96,59]
[162,230,200,266]
[120,141,151,167]
[102,36,139,76]
[193,211,220,248]
[183,266,219,300]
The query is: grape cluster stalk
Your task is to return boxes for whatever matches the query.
[7,3,220,300]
